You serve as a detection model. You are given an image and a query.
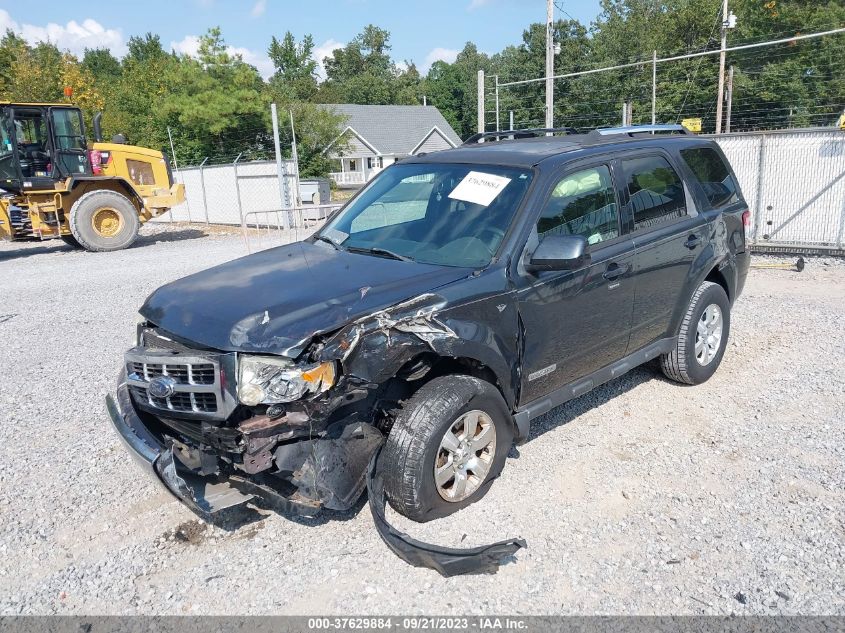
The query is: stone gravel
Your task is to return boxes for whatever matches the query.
[0,225,842,615]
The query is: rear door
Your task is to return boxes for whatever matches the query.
[621,152,708,353]
[516,161,635,403]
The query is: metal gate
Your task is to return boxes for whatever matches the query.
[713,128,845,254]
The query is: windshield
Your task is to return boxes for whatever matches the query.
[319,163,534,268]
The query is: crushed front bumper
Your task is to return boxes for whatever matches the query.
[106,382,255,517]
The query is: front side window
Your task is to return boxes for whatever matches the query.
[681,146,739,208]
[538,165,619,245]
[622,155,687,231]
[50,108,85,150]
[320,163,534,268]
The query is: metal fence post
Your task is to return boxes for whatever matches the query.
[233,153,247,248]
[198,157,209,225]
[751,134,768,243]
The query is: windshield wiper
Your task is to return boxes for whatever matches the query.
[314,234,341,250]
[347,246,414,262]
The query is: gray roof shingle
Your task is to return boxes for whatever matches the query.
[323,104,462,155]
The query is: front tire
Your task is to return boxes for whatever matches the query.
[69,190,140,252]
[660,280,731,385]
[383,375,513,523]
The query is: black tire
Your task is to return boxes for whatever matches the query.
[383,375,513,523]
[60,235,82,249]
[660,281,731,385]
[69,190,140,252]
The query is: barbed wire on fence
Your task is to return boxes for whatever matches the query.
[485,28,845,134]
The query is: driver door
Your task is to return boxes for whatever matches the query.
[516,162,635,404]
[48,107,91,178]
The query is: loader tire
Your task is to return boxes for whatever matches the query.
[69,190,140,252]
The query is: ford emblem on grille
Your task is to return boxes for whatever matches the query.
[148,376,178,399]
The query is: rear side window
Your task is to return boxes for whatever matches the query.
[538,165,619,245]
[681,147,739,208]
[622,155,687,231]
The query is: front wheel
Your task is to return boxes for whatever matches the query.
[382,375,513,523]
[69,190,140,252]
[660,280,731,385]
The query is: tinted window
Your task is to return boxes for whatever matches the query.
[538,165,619,245]
[681,147,739,208]
[622,156,687,231]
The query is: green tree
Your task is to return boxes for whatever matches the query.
[162,27,268,163]
[268,32,318,100]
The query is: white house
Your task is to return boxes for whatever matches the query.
[323,104,462,187]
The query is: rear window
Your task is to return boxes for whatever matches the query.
[681,147,739,208]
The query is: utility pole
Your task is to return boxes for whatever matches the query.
[725,65,735,133]
[715,0,730,134]
[651,50,658,125]
[494,75,500,132]
[509,110,514,131]
[545,0,555,129]
[477,70,485,133]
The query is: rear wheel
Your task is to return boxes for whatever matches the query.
[383,375,513,522]
[69,190,140,252]
[660,281,731,385]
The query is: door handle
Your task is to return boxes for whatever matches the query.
[684,234,702,249]
[602,263,629,281]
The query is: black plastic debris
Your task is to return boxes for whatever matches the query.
[366,445,526,577]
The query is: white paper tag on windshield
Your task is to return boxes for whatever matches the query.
[448,171,512,207]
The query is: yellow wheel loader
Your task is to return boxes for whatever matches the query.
[0,102,185,252]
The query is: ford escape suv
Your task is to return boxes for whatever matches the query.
[107,124,750,573]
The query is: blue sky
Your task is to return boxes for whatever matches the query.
[0,0,603,78]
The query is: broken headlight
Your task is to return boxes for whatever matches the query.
[237,355,337,406]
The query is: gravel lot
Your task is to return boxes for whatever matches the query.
[1,224,843,615]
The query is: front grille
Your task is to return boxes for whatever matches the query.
[125,343,236,420]
[129,386,218,413]
[128,361,216,385]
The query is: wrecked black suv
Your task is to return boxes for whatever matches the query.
[108,124,750,573]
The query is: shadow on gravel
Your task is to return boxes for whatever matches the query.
[525,364,659,443]
[0,243,70,261]
[132,228,209,247]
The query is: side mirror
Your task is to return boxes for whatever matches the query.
[526,234,590,273]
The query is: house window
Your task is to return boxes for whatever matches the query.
[367,157,374,170]
[349,159,357,172]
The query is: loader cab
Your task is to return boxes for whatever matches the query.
[0,104,92,194]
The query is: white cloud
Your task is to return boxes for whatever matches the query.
[422,47,459,73]
[0,9,126,57]
[467,0,491,10]
[170,35,275,79]
[250,0,267,17]
[313,38,344,80]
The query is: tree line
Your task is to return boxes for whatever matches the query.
[0,0,842,176]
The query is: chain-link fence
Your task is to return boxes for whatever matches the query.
[159,159,331,227]
[715,128,845,253]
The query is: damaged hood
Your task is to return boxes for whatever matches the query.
[140,241,471,357]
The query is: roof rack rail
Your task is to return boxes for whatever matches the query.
[588,124,690,138]
[462,127,579,146]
